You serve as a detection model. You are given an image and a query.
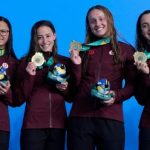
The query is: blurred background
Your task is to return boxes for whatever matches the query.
[1,0,150,149]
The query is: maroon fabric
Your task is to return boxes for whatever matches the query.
[69,42,136,122]
[0,55,18,131]
[14,53,70,129]
[135,59,150,128]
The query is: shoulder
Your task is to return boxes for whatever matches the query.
[118,41,135,51]
[56,54,70,62]
[5,55,19,66]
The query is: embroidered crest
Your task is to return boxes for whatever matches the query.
[109,50,114,55]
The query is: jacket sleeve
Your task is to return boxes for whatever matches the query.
[13,58,35,106]
[63,55,82,102]
[0,57,18,106]
[115,46,136,102]
[134,69,150,105]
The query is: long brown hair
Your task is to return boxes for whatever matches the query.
[136,10,150,51]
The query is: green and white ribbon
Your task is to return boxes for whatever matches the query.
[0,49,5,56]
[37,56,54,69]
[144,50,150,59]
[70,37,111,52]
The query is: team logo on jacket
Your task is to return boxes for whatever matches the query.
[109,50,114,55]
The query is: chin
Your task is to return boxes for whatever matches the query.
[42,49,52,52]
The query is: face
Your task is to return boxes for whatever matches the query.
[88,9,108,38]
[141,13,150,43]
[0,21,9,49]
[37,26,56,52]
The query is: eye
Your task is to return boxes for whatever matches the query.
[141,23,149,29]
[0,29,9,36]
[89,19,96,24]
[46,34,51,38]
[37,36,43,40]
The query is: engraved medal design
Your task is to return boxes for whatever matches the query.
[133,51,147,63]
[31,52,46,67]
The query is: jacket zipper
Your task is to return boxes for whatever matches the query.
[49,93,52,128]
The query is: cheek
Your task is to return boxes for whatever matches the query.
[2,38,9,45]
[141,28,147,34]
[37,40,43,45]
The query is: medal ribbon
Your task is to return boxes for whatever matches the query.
[144,50,150,59]
[0,49,5,56]
[80,37,111,51]
[37,56,54,69]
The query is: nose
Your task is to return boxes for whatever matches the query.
[43,36,47,43]
[95,19,101,27]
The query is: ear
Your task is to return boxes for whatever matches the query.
[53,33,56,40]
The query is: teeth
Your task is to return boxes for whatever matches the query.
[97,27,103,31]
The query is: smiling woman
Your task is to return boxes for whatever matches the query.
[134,10,150,150]
[0,16,18,150]
[13,20,72,150]
[68,5,136,150]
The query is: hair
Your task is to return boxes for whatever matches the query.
[136,10,150,51]
[85,5,120,63]
[27,20,57,59]
[0,16,16,59]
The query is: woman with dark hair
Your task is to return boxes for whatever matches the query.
[14,20,70,150]
[134,10,150,150]
[0,16,18,150]
[68,5,136,150]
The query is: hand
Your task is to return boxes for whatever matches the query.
[134,61,149,74]
[69,49,81,65]
[0,81,11,95]
[56,81,68,91]
[26,62,37,76]
[100,90,115,106]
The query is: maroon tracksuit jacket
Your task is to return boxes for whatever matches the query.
[0,55,18,131]
[135,58,150,128]
[69,42,136,122]
[14,53,70,129]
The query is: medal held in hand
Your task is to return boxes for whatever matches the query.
[133,51,147,63]
[0,63,9,84]
[47,63,69,84]
[31,52,46,67]
[91,79,114,101]
[70,37,111,52]
[70,41,82,51]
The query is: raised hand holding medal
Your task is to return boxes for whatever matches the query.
[69,41,82,65]
[134,51,150,74]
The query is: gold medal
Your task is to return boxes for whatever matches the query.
[70,41,82,51]
[31,52,45,67]
[133,51,147,63]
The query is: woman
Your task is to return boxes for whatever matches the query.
[68,5,136,150]
[134,10,150,150]
[0,16,18,150]
[14,20,70,150]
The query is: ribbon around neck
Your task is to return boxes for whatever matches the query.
[144,50,150,59]
[37,56,54,69]
[0,49,5,56]
[70,37,111,52]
